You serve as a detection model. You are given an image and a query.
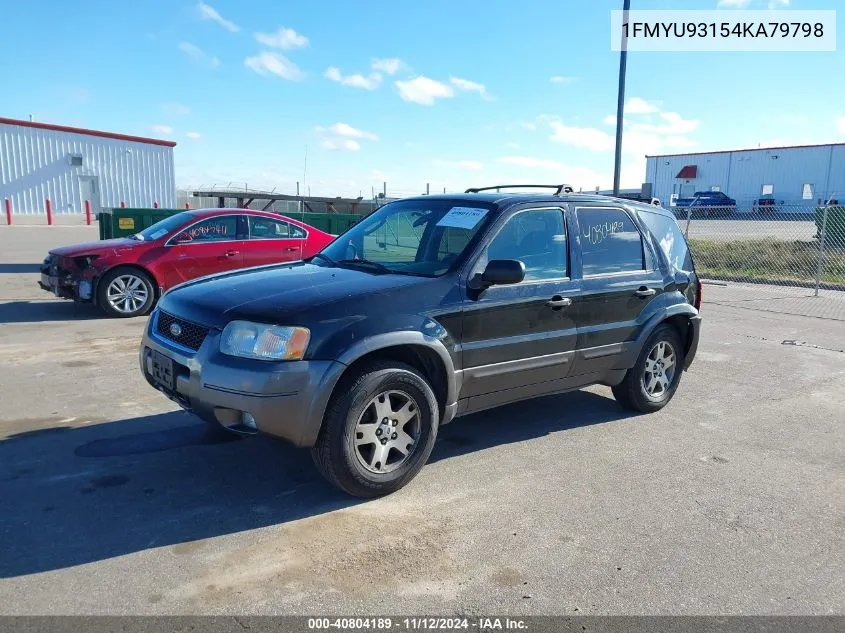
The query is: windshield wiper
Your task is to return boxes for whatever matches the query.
[309,252,335,266]
[127,234,143,241]
[335,258,391,274]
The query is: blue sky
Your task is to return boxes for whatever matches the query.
[2,0,844,196]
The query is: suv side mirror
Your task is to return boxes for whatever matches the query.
[469,259,525,292]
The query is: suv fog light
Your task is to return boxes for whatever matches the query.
[241,412,257,430]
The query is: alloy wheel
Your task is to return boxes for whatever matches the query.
[642,340,677,399]
[106,274,149,315]
[353,390,421,474]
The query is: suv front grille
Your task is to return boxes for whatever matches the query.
[155,311,209,351]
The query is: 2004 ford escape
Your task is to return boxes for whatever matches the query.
[140,185,702,497]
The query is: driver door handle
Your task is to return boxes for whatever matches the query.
[634,287,656,297]
[224,250,240,257]
[547,296,572,308]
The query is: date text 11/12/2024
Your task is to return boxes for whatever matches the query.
[307,617,528,630]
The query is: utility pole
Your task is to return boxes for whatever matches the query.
[612,0,631,196]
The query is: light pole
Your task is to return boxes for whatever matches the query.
[612,0,631,196]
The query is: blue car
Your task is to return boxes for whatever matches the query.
[674,191,737,218]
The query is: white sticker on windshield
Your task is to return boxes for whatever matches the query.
[150,229,169,240]
[436,207,488,230]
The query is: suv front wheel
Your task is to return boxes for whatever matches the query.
[312,361,440,497]
[613,324,685,413]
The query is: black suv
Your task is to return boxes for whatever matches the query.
[140,186,702,497]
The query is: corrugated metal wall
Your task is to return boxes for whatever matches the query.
[646,144,845,210]
[0,123,175,214]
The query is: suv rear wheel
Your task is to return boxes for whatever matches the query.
[612,324,685,413]
[311,361,439,497]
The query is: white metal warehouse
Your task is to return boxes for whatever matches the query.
[645,142,845,211]
[0,117,176,215]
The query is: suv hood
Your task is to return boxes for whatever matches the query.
[159,262,435,329]
[50,237,141,257]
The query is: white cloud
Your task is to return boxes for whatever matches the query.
[395,76,455,105]
[315,123,378,141]
[625,97,660,114]
[372,58,407,75]
[768,0,789,6]
[550,76,577,84]
[164,103,190,116]
[505,142,520,149]
[717,0,751,7]
[151,125,173,135]
[498,156,610,190]
[197,2,239,32]
[432,159,483,171]
[549,105,699,157]
[245,53,305,81]
[321,139,361,151]
[520,121,538,131]
[450,77,493,101]
[631,111,700,135]
[186,131,201,140]
[254,27,309,50]
[836,116,845,134]
[549,122,616,152]
[325,67,382,90]
[316,123,377,151]
[178,42,221,69]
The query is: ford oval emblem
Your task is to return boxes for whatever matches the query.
[169,323,182,337]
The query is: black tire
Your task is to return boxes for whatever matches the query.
[96,267,156,318]
[612,324,685,413]
[311,360,439,498]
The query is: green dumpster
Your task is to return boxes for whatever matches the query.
[99,208,182,240]
[97,207,365,240]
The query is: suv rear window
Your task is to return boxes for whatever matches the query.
[637,210,694,272]
[576,207,645,276]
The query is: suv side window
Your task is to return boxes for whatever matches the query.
[576,207,645,276]
[175,215,239,243]
[248,216,306,239]
[479,208,568,281]
[637,210,694,272]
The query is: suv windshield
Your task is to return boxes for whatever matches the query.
[317,199,494,277]
[131,212,193,241]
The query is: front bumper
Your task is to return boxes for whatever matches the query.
[39,256,94,302]
[139,315,346,447]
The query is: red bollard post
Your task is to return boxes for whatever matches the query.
[185,202,190,209]
[85,200,92,225]
[120,201,126,208]
[4,198,11,225]
[153,201,159,209]
[46,199,53,225]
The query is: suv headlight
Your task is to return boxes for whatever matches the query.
[220,321,310,361]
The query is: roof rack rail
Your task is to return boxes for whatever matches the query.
[464,184,574,195]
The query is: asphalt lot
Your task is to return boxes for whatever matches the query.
[0,226,843,615]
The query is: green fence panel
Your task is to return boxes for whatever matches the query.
[281,211,362,236]
[816,205,845,248]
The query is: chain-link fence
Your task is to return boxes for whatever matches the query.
[673,203,845,320]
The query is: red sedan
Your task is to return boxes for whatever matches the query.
[39,209,336,317]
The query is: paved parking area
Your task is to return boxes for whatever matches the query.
[0,227,843,615]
